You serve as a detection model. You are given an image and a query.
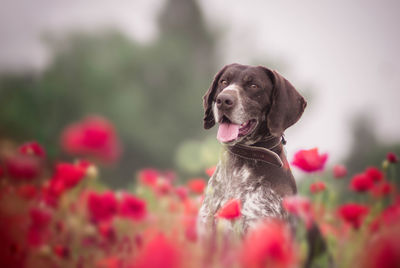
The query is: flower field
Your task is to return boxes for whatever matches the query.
[0,117,399,268]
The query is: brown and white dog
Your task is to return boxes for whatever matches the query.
[198,63,307,236]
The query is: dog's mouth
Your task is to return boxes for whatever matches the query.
[217,116,257,143]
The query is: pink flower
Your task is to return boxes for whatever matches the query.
[283,195,314,229]
[205,166,216,177]
[174,186,189,201]
[138,169,160,186]
[333,164,347,178]
[216,199,241,220]
[291,148,328,172]
[370,182,394,198]
[61,116,121,163]
[18,141,46,158]
[120,194,147,221]
[337,203,369,229]
[187,178,206,194]
[350,173,374,192]
[310,181,326,194]
[241,220,297,268]
[52,162,86,189]
[131,233,182,268]
[387,152,398,163]
[87,191,118,223]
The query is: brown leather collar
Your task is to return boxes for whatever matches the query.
[227,136,284,168]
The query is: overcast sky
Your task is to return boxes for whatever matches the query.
[1,0,399,166]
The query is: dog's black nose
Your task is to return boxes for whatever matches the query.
[216,93,236,110]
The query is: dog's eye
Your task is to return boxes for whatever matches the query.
[250,84,259,89]
[220,80,228,86]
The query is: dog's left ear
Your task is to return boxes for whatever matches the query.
[264,68,307,137]
[202,64,231,129]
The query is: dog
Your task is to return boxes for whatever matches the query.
[197,63,307,235]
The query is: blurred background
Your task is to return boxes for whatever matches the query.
[1,0,399,187]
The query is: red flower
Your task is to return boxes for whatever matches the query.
[387,152,398,163]
[365,167,383,183]
[216,199,241,220]
[174,186,189,201]
[291,148,328,172]
[333,164,347,178]
[283,196,314,229]
[53,162,86,189]
[120,194,147,221]
[187,178,206,194]
[138,169,160,186]
[17,184,37,200]
[131,233,182,268]
[241,220,297,268]
[370,182,394,198]
[53,244,70,259]
[310,181,326,194]
[337,203,369,229]
[369,198,400,231]
[18,141,46,158]
[61,116,121,163]
[27,208,52,246]
[350,173,374,192]
[87,191,118,223]
[5,154,41,180]
[205,166,216,177]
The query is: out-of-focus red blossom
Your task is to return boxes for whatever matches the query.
[337,203,369,229]
[241,220,297,268]
[120,194,147,221]
[53,162,86,188]
[291,148,328,172]
[154,178,172,195]
[130,233,182,268]
[0,165,4,178]
[53,244,70,259]
[87,191,118,223]
[333,164,347,178]
[96,256,122,268]
[181,198,199,242]
[98,222,116,241]
[283,195,314,229]
[360,230,400,268]
[309,181,326,194]
[61,116,122,163]
[174,186,189,201]
[365,167,384,183]
[370,182,394,198]
[216,199,241,220]
[138,169,160,186]
[5,154,41,180]
[369,198,400,232]
[187,178,206,194]
[387,152,398,163]
[27,208,52,247]
[17,184,37,200]
[205,166,216,177]
[350,173,374,192]
[18,141,46,158]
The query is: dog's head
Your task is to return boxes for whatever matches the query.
[203,63,307,145]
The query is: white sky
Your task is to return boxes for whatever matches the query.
[1,0,399,166]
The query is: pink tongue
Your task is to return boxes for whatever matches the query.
[217,123,240,142]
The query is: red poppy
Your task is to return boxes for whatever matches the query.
[283,196,314,229]
[17,184,37,200]
[138,169,160,186]
[369,198,400,231]
[337,203,369,229]
[131,233,182,268]
[174,186,189,201]
[364,167,383,183]
[387,152,398,163]
[205,166,216,177]
[310,181,326,194]
[18,141,46,158]
[52,162,86,189]
[216,199,241,220]
[187,178,206,194]
[87,191,118,223]
[333,164,347,178]
[27,208,52,247]
[291,148,328,172]
[241,220,297,268]
[370,182,394,198]
[350,173,374,192]
[120,194,147,221]
[61,116,121,163]
[5,154,42,180]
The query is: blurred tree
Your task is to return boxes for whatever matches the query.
[0,0,218,186]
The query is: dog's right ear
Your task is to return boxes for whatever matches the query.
[202,64,230,129]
